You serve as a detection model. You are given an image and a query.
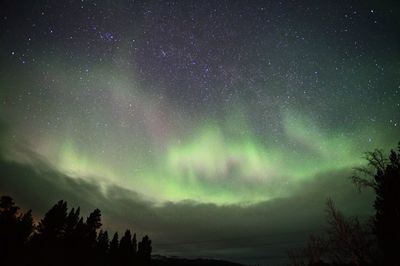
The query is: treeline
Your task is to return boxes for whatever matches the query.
[0,198,151,266]
[288,142,400,266]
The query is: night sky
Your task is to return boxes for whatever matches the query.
[0,1,399,265]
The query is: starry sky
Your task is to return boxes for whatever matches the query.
[0,0,399,265]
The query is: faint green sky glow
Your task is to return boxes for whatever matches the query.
[0,39,397,206]
[35,108,383,205]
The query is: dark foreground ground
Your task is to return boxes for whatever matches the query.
[151,255,246,266]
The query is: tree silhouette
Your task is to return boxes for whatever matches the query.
[0,196,19,216]
[288,142,400,266]
[95,230,109,264]
[109,231,119,263]
[324,198,373,265]
[138,235,152,263]
[64,207,81,248]
[0,195,152,266]
[0,196,33,244]
[96,230,109,252]
[351,142,400,265]
[16,209,34,245]
[132,232,137,254]
[0,196,34,265]
[120,229,135,264]
[287,200,374,266]
[65,207,80,235]
[85,208,102,248]
[36,200,68,243]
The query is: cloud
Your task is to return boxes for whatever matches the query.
[0,137,374,265]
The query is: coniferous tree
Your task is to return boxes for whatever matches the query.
[64,207,80,248]
[95,229,109,265]
[86,209,102,230]
[0,196,19,217]
[0,196,20,245]
[85,208,102,248]
[69,216,85,246]
[0,196,153,266]
[96,230,109,254]
[132,232,137,255]
[65,207,80,235]
[0,196,33,264]
[36,200,68,242]
[109,232,119,262]
[138,235,152,263]
[119,229,132,250]
[17,209,34,244]
[119,229,133,264]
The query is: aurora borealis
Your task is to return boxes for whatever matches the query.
[0,1,399,264]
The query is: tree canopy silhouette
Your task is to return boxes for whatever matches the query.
[0,196,152,266]
[0,196,34,265]
[288,141,400,266]
[351,142,400,265]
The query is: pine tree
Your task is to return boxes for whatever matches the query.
[37,200,68,242]
[109,232,119,261]
[65,207,80,235]
[0,196,19,217]
[85,208,102,248]
[119,229,133,264]
[86,209,102,230]
[132,233,137,255]
[0,196,26,264]
[96,230,109,254]
[17,209,34,244]
[138,235,152,263]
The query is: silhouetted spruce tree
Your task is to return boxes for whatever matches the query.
[65,207,80,235]
[30,200,69,266]
[120,229,134,264]
[352,142,400,265]
[66,215,85,254]
[0,196,33,245]
[85,208,102,248]
[0,196,34,265]
[109,232,119,262]
[64,207,81,249]
[0,195,153,266]
[0,196,20,248]
[96,230,109,253]
[138,235,152,263]
[0,196,19,216]
[16,209,34,245]
[132,232,137,255]
[0,196,16,263]
[36,200,68,243]
[95,229,109,265]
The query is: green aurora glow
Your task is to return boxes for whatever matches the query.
[35,106,394,205]
[0,60,397,206]
[0,1,399,207]
[2,2,400,265]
